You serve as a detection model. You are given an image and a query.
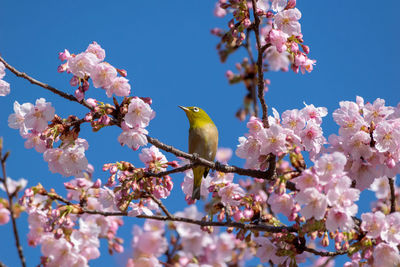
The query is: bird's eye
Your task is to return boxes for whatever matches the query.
[193,107,199,112]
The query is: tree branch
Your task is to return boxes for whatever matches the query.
[388,177,396,213]
[303,247,348,257]
[0,147,27,267]
[250,0,269,128]
[0,55,93,110]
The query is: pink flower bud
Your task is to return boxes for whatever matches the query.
[243,208,254,219]
[57,63,67,73]
[140,97,152,105]
[58,49,71,61]
[322,233,329,247]
[225,70,234,79]
[64,182,77,190]
[92,179,102,188]
[242,18,251,28]
[266,11,274,19]
[117,68,127,77]
[286,0,296,9]
[233,210,243,221]
[70,76,79,87]
[99,115,111,126]
[75,89,84,102]
[301,44,310,54]
[82,80,90,91]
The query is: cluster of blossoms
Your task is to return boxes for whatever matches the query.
[127,206,252,266]
[213,0,314,72]
[213,0,315,120]
[0,62,10,96]
[102,145,175,217]
[236,102,327,169]
[7,98,91,177]
[329,97,400,190]
[58,42,131,100]
[20,176,123,267]
[0,177,27,225]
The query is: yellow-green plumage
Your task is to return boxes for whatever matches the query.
[179,106,218,200]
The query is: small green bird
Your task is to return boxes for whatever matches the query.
[179,106,218,200]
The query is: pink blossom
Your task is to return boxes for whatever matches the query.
[24,98,55,132]
[118,124,148,151]
[128,255,161,267]
[216,147,233,163]
[139,145,167,170]
[98,187,117,209]
[268,193,295,217]
[41,236,87,267]
[364,98,394,124]
[326,185,359,217]
[254,236,285,264]
[247,116,264,135]
[0,62,5,79]
[296,188,327,220]
[381,212,400,245]
[124,97,155,128]
[108,77,131,97]
[68,52,99,79]
[58,49,71,61]
[332,101,366,136]
[0,205,10,225]
[214,2,227,17]
[128,203,153,217]
[281,109,306,132]
[23,132,47,153]
[268,29,288,53]
[259,123,288,155]
[181,170,210,199]
[300,103,327,125]
[361,211,387,239]
[86,41,106,61]
[373,121,400,153]
[299,121,325,158]
[8,101,34,134]
[291,169,319,190]
[345,131,373,160]
[325,207,355,232]
[370,176,390,199]
[0,80,10,96]
[0,177,27,194]
[132,224,168,256]
[218,183,245,206]
[274,8,302,36]
[271,0,287,12]
[264,46,290,71]
[235,136,262,169]
[373,243,400,266]
[91,62,117,89]
[314,152,347,185]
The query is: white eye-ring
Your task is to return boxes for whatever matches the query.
[193,107,199,112]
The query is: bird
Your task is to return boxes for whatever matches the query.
[179,106,218,200]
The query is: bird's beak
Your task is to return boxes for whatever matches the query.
[178,105,189,112]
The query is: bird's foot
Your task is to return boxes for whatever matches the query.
[192,153,199,162]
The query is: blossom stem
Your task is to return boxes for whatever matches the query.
[0,147,27,267]
[0,55,93,110]
[250,0,269,129]
[388,177,396,213]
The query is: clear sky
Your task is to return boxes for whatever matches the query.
[1,1,400,266]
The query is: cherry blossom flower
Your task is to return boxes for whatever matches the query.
[218,183,245,206]
[118,123,148,151]
[24,98,55,132]
[0,79,10,96]
[271,0,287,12]
[268,192,295,217]
[124,97,155,128]
[0,204,10,225]
[370,176,390,199]
[373,243,400,266]
[314,152,347,185]
[259,123,288,155]
[373,121,400,153]
[325,207,355,232]
[68,52,99,79]
[264,46,290,71]
[91,62,117,89]
[85,41,106,61]
[364,98,394,124]
[381,212,400,245]
[274,8,302,36]
[296,188,327,220]
[361,211,387,239]
[0,177,27,194]
[254,236,285,264]
[108,76,131,97]
[268,29,288,53]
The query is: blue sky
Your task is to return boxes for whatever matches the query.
[1,1,400,266]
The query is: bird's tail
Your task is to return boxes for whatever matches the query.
[192,167,204,200]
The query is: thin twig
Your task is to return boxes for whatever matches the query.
[250,0,269,128]
[0,148,26,267]
[143,163,196,178]
[145,194,173,219]
[0,55,93,110]
[388,177,396,213]
[244,28,258,117]
[303,247,348,257]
